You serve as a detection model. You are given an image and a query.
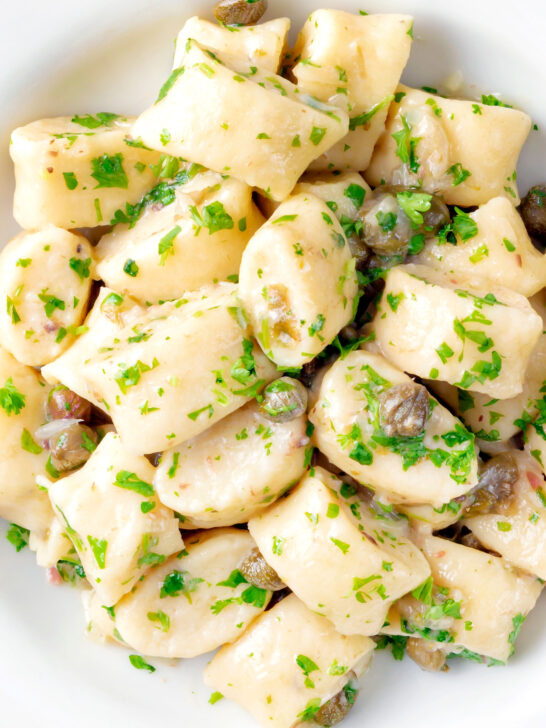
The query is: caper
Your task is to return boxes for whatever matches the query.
[347,236,371,272]
[313,675,358,727]
[379,382,430,437]
[239,548,285,591]
[464,452,518,517]
[406,638,446,672]
[214,0,267,26]
[49,423,98,472]
[259,377,308,423]
[359,185,450,257]
[46,385,92,422]
[519,184,546,245]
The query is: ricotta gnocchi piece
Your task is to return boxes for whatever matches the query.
[10,115,162,230]
[132,41,349,201]
[293,10,413,172]
[155,400,308,528]
[463,452,546,578]
[173,16,291,73]
[47,432,183,605]
[0,346,53,532]
[249,467,431,635]
[95,172,264,304]
[309,350,479,505]
[293,171,371,222]
[373,265,542,399]
[382,534,542,663]
[366,85,531,206]
[426,292,546,451]
[91,529,272,658]
[204,594,375,728]
[239,193,359,368]
[78,284,277,454]
[41,287,146,408]
[0,227,94,366]
[414,197,546,297]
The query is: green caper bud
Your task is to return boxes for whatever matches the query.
[259,377,308,422]
[406,638,447,672]
[214,0,267,26]
[464,452,518,517]
[360,185,450,257]
[519,184,546,244]
[49,423,98,472]
[46,385,92,422]
[239,548,285,591]
[313,675,359,727]
[379,382,430,437]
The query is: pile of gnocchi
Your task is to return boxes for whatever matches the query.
[3,1,546,726]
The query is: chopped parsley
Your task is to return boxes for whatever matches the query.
[6,523,30,552]
[129,655,155,673]
[0,378,26,415]
[69,257,91,280]
[297,698,321,721]
[310,126,327,146]
[122,259,139,277]
[375,635,408,660]
[63,172,78,190]
[272,214,298,225]
[6,296,20,324]
[21,428,43,454]
[272,536,286,555]
[349,94,394,130]
[113,470,155,497]
[446,163,471,186]
[508,613,525,656]
[330,537,350,553]
[190,201,234,234]
[386,292,405,312]
[396,191,432,227]
[114,358,158,393]
[296,654,320,689]
[308,314,325,338]
[38,291,65,318]
[72,112,123,129]
[392,115,420,172]
[438,207,478,244]
[376,211,397,232]
[188,404,214,421]
[147,610,170,632]
[87,535,108,569]
[481,94,512,108]
[91,153,128,189]
[160,569,203,600]
[158,225,181,265]
[340,187,366,216]
[156,67,185,103]
[231,338,257,385]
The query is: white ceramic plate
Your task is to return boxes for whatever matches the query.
[1,1,545,726]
